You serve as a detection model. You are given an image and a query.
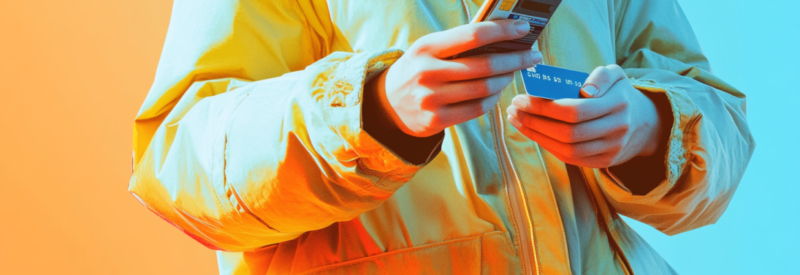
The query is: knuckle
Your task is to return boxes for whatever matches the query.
[563,146,579,158]
[591,66,606,75]
[466,28,483,47]
[499,74,514,91]
[476,101,490,115]
[479,57,495,75]
[609,125,629,138]
[414,63,438,82]
[606,64,623,73]
[427,112,443,128]
[564,128,580,143]
[478,81,493,97]
[517,112,531,127]
[487,76,509,94]
[416,90,437,108]
[603,156,616,167]
[410,62,426,75]
[520,54,533,69]
[516,51,532,68]
[597,67,611,79]
[502,72,515,83]
[507,21,527,37]
[617,100,629,110]
[481,95,500,114]
[422,69,445,83]
[609,142,623,153]
[414,68,430,81]
[410,38,432,55]
[617,122,630,133]
[406,45,422,56]
[526,98,540,114]
[505,22,517,36]
[574,109,586,122]
[565,107,581,123]
[415,72,432,84]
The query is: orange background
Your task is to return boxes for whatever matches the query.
[0,1,217,274]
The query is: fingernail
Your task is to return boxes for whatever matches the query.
[514,21,530,35]
[581,85,598,98]
[530,50,542,64]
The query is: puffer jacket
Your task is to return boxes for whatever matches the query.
[128,0,755,274]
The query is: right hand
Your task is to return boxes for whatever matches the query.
[370,19,543,138]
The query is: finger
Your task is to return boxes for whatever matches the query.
[506,114,616,158]
[432,73,514,105]
[439,89,502,126]
[506,106,627,143]
[580,64,626,98]
[433,50,542,81]
[511,94,621,123]
[415,19,530,58]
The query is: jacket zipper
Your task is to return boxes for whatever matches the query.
[458,1,538,274]
[491,105,539,275]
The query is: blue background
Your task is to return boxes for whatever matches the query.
[623,0,800,273]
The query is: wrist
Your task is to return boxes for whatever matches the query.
[637,91,673,157]
[366,69,407,134]
[610,89,674,195]
[362,69,444,165]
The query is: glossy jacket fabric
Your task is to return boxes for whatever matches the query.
[128,0,755,274]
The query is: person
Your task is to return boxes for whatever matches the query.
[128,0,755,274]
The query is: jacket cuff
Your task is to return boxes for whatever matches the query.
[595,77,700,204]
[313,49,438,193]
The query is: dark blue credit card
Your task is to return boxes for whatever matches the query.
[521,64,589,100]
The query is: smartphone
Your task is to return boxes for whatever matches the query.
[456,0,563,58]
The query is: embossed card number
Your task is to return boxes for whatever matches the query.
[521,64,589,100]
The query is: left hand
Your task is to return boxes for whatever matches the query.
[506,64,665,168]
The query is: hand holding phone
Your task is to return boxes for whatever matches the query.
[365,0,566,138]
[365,20,542,138]
[460,0,588,100]
[456,0,563,58]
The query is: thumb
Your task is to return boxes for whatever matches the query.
[579,65,626,98]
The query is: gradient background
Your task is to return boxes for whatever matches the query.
[0,0,797,274]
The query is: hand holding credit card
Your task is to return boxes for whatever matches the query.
[455,0,668,170]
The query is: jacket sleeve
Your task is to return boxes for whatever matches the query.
[128,0,436,251]
[593,0,756,235]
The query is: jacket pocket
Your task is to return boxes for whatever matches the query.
[298,231,511,275]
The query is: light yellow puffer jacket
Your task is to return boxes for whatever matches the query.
[128,0,755,274]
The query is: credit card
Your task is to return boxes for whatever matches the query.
[520,64,589,100]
